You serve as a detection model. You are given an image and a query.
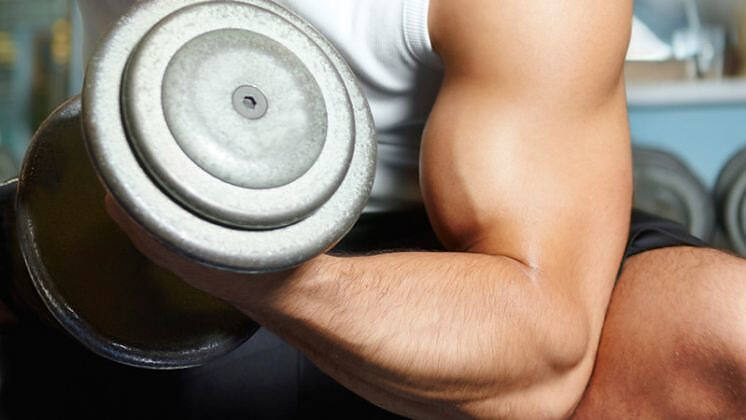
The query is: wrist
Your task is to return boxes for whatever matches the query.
[293,253,340,283]
[227,254,340,316]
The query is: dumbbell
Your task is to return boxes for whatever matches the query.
[2,0,376,369]
[633,146,715,241]
[715,147,746,255]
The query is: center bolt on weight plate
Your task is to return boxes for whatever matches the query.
[233,85,268,120]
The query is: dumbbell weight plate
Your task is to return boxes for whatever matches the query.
[725,175,746,255]
[633,147,693,225]
[1,178,56,329]
[16,97,258,369]
[123,4,354,228]
[633,147,716,241]
[714,148,746,208]
[84,0,376,272]
[0,178,47,326]
[718,148,746,255]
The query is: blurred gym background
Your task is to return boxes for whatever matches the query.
[1,0,746,253]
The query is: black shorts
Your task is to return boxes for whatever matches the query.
[0,208,707,419]
[625,209,708,258]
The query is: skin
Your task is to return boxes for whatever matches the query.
[106,0,635,418]
[573,247,746,418]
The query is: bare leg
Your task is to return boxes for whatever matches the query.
[574,247,746,418]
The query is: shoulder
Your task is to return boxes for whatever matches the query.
[428,0,633,84]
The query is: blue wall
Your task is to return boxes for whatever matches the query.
[629,103,746,188]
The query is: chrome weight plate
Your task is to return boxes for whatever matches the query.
[633,147,716,241]
[84,0,376,272]
[122,6,354,228]
[16,97,258,369]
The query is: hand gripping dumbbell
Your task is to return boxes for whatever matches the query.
[0,0,376,369]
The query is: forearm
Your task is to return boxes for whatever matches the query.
[232,251,595,418]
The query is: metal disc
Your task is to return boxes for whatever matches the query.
[715,147,746,211]
[16,97,258,369]
[725,175,746,255]
[158,29,328,190]
[84,0,376,272]
[122,2,356,228]
[718,148,746,255]
[633,147,716,241]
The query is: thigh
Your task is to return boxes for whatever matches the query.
[573,246,746,418]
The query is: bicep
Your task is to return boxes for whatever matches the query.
[422,0,634,278]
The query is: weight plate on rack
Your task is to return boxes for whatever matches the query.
[633,146,716,241]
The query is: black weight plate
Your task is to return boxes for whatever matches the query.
[633,146,716,241]
[16,97,258,369]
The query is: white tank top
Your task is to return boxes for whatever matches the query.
[78,0,443,213]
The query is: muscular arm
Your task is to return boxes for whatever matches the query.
[111,1,633,418]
